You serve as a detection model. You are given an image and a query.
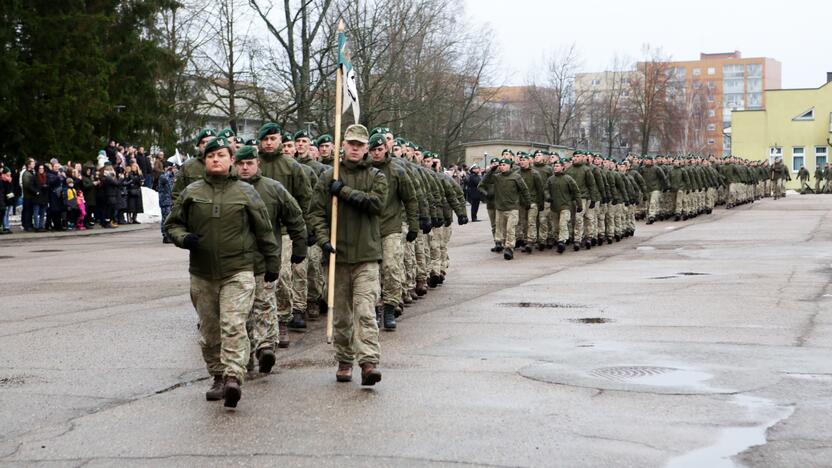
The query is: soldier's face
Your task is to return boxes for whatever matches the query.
[318,142,333,157]
[554,164,563,173]
[205,149,232,176]
[370,145,386,162]
[308,146,319,160]
[385,133,395,151]
[392,146,403,157]
[295,137,310,154]
[260,134,281,153]
[343,140,368,162]
[282,140,296,157]
[198,137,212,154]
[519,159,530,168]
[234,158,259,179]
[499,163,510,173]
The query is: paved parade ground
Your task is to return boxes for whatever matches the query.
[1,195,831,467]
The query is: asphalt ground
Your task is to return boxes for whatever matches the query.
[0,194,830,467]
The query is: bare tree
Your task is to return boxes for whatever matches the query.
[525,44,587,146]
[624,45,676,155]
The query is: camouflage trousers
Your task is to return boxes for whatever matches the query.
[247,274,277,353]
[381,233,404,306]
[517,203,539,243]
[773,179,786,198]
[277,234,294,322]
[626,204,636,231]
[402,223,417,294]
[596,203,608,239]
[428,226,443,275]
[415,231,429,281]
[659,191,673,216]
[307,245,324,304]
[571,199,594,241]
[190,271,255,382]
[673,191,686,216]
[487,205,497,238]
[706,188,716,209]
[441,224,451,272]
[333,262,381,365]
[291,257,308,313]
[610,203,624,236]
[494,209,519,248]
[550,208,571,243]
[647,190,661,219]
[538,201,551,242]
[718,186,728,204]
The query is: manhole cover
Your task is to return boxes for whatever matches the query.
[30,249,63,253]
[569,318,613,324]
[499,302,589,309]
[589,366,676,382]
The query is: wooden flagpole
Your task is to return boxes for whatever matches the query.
[326,20,346,344]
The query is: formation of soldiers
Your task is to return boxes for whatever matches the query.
[164,123,468,408]
[798,162,832,194]
[477,149,792,260]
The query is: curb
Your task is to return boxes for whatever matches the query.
[0,223,157,243]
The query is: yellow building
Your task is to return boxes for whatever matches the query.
[731,77,832,189]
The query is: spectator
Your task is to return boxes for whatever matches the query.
[101,163,120,228]
[465,165,483,222]
[124,164,143,224]
[81,164,98,228]
[151,151,165,189]
[157,165,176,243]
[105,140,118,165]
[46,162,66,231]
[21,158,36,231]
[63,177,81,230]
[1,167,11,234]
[33,163,49,232]
[136,146,152,187]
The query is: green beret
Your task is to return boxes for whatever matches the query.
[257,122,282,140]
[293,129,310,141]
[405,142,416,149]
[194,128,217,146]
[282,132,293,142]
[235,145,258,160]
[368,133,386,150]
[370,127,391,136]
[393,138,405,147]
[423,151,433,158]
[219,127,236,139]
[501,148,514,155]
[317,134,333,145]
[244,139,257,146]
[204,137,231,156]
[500,158,513,164]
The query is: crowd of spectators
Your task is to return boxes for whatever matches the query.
[0,141,171,234]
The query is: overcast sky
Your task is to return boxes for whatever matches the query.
[464,0,831,89]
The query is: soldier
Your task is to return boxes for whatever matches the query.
[368,132,418,330]
[257,122,312,347]
[516,154,545,253]
[165,137,280,408]
[546,160,580,253]
[532,150,554,248]
[317,134,335,166]
[308,124,387,386]
[770,157,790,199]
[234,145,307,373]
[565,151,599,250]
[639,155,669,223]
[486,157,530,260]
[171,128,217,202]
[478,156,502,243]
[825,163,832,193]
[797,165,811,193]
[814,164,824,193]
[668,158,691,221]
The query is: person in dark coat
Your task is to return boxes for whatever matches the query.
[0,167,12,234]
[157,165,176,242]
[46,163,67,231]
[101,163,121,228]
[465,165,483,222]
[136,147,152,187]
[33,163,50,231]
[81,164,98,228]
[124,164,143,224]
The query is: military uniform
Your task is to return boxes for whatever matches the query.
[565,155,599,249]
[546,167,580,252]
[487,158,530,260]
[165,137,280,407]
[516,156,545,252]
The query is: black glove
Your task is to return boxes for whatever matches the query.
[406,231,418,242]
[306,233,316,246]
[603,197,610,204]
[630,200,637,205]
[458,215,469,225]
[589,200,596,209]
[623,201,629,207]
[576,205,583,213]
[432,217,442,228]
[546,197,553,203]
[612,200,619,205]
[182,233,201,250]
[420,216,432,234]
[264,271,278,283]
[329,179,345,196]
[321,242,337,256]
[443,217,452,227]
[291,254,305,264]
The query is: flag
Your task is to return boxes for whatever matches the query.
[338,31,360,123]
[168,148,184,166]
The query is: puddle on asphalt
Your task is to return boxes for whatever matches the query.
[588,366,715,392]
[30,249,64,253]
[0,255,14,259]
[665,395,795,468]
[498,302,589,309]
[569,318,613,324]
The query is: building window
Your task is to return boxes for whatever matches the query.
[707,123,716,131]
[707,67,716,75]
[708,109,716,117]
[792,147,805,171]
[747,64,763,78]
[707,81,716,89]
[723,78,744,94]
[707,138,715,145]
[707,95,715,103]
[723,64,744,78]
[693,81,702,89]
[816,147,828,168]
[724,93,744,109]
[747,78,762,93]
[747,93,763,109]
[793,108,815,121]
[770,147,783,164]
[591,79,601,86]
[693,68,701,76]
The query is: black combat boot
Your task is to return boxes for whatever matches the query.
[427,273,440,288]
[306,301,320,321]
[523,244,532,254]
[415,280,428,296]
[583,238,591,250]
[557,242,566,254]
[383,304,397,331]
[646,217,655,224]
[257,348,276,374]
[288,310,306,330]
[590,237,597,246]
[206,375,224,401]
[360,362,382,386]
[614,234,621,242]
[503,247,514,260]
[537,242,546,251]
[223,376,241,408]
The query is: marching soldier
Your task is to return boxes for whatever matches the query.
[814,164,825,193]
[165,137,280,408]
[565,151,599,250]
[797,165,810,193]
[516,154,545,253]
[484,157,530,260]
[770,157,790,199]
[546,160,580,253]
[308,124,387,386]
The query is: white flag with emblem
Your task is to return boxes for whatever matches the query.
[338,31,360,123]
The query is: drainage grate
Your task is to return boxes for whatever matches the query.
[30,249,64,253]
[569,318,613,324]
[589,366,676,383]
[499,302,589,309]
